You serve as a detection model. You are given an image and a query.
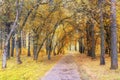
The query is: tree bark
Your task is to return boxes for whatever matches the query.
[5,23,11,59]
[7,40,10,59]
[16,34,22,64]
[110,0,118,69]
[105,26,111,56]
[33,34,38,60]
[75,41,77,51]
[53,42,58,56]
[119,41,120,53]
[99,0,105,65]
[46,38,52,60]
[27,33,31,56]
[11,35,15,57]
[86,21,92,57]
[79,37,85,54]
[91,23,96,59]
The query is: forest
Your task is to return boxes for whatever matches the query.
[0,0,120,80]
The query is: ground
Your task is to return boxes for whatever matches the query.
[74,53,120,80]
[0,54,63,80]
[41,52,120,80]
[41,53,81,80]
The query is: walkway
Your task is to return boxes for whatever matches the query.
[41,54,81,80]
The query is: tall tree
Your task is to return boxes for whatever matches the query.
[110,0,118,69]
[2,0,23,68]
[86,20,96,58]
[99,0,105,65]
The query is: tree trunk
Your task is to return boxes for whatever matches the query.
[119,41,120,53]
[2,46,8,68]
[53,42,58,56]
[99,0,105,65]
[75,41,77,51]
[47,50,51,60]
[33,34,38,60]
[86,21,92,56]
[79,37,85,54]
[0,27,3,53]
[33,43,37,60]
[5,24,11,59]
[91,23,96,59]
[53,47,56,56]
[57,44,63,55]
[27,33,31,56]
[105,26,111,56]
[110,0,118,69]
[16,34,22,64]
[7,40,10,59]
[11,36,15,57]
[46,38,52,60]
[70,42,72,51]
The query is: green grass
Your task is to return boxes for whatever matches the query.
[0,55,62,80]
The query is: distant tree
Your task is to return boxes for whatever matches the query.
[27,32,31,57]
[86,20,96,59]
[5,22,11,59]
[11,33,15,57]
[78,37,85,54]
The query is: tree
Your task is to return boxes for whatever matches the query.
[99,0,105,65]
[78,36,85,53]
[5,23,11,59]
[2,0,23,68]
[27,32,31,57]
[110,0,118,69]
[16,33,22,64]
[11,33,15,57]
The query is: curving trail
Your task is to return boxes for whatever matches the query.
[41,54,81,80]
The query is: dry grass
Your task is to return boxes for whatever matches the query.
[74,53,120,80]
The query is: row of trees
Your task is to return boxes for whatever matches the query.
[0,0,120,70]
[76,0,119,69]
[0,0,80,68]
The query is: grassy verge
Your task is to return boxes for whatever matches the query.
[0,55,63,80]
[74,53,120,80]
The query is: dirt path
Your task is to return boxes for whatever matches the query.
[41,54,81,80]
